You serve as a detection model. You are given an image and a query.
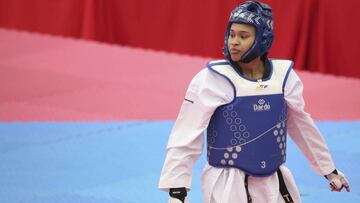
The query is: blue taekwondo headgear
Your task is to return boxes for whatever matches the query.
[224,1,274,63]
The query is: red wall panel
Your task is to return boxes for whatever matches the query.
[0,0,359,78]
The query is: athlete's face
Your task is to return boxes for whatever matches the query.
[227,23,256,62]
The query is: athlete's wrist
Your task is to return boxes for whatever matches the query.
[169,187,187,203]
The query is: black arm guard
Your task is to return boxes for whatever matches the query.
[169,187,187,203]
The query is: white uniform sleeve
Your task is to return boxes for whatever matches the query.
[285,69,335,176]
[158,68,233,191]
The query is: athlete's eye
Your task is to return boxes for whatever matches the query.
[240,35,249,39]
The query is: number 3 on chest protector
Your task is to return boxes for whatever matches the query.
[261,161,266,169]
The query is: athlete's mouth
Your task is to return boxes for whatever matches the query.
[229,48,241,54]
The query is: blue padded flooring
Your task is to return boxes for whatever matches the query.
[0,121,359,203]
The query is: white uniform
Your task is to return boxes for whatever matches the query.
[159,59,335,203]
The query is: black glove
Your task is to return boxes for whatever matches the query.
[169,187,188,203]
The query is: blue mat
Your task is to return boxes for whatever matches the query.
[0,121,359,203]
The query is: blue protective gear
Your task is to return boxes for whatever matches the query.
[224,1,274,63]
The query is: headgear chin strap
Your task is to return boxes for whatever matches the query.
[224,1,274,63]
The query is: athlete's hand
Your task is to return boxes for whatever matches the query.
[168,187,189,203]
[325,169,350,192]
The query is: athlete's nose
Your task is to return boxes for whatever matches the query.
[230,36,240,46]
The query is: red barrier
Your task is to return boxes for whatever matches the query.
[1,0,359,78]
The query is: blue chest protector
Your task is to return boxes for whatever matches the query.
[206,59,293,177]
